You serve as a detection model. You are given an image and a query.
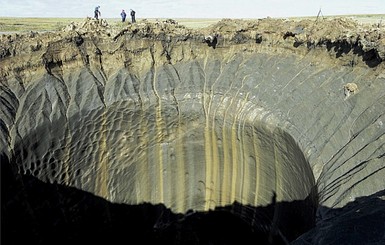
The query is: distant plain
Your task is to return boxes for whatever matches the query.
[0,14,384,33]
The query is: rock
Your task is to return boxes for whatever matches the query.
[343,82,359,98]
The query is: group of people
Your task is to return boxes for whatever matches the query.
[120,9,136,23]
[93,6,136,23]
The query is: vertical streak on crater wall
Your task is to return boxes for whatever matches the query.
[95,109,109,199]
[8,66,317,215]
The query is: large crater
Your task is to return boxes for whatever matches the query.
[13,96,316,211]
[1,18,385,244]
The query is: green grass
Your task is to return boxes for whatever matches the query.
[0,17,85,32]
[0,17,222,33]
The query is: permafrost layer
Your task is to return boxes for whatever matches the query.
[1,18,385,244]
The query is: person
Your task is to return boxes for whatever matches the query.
[130,9,136,23]
[94,6,101,20]
[120,9,127,22]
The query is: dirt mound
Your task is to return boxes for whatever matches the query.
[63,17,110,35]
[1,17,384,70]
[199,17,385,67]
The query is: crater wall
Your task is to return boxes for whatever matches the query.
[1,18,385,244]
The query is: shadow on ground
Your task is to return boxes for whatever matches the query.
[292,189,385,245]
[2,153,383,245]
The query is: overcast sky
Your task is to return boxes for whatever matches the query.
[0,0,384,19]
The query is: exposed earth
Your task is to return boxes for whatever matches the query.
[1,17,385,244]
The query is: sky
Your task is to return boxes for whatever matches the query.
[0,0,384,19]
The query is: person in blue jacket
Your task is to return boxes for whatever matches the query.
[121,10,127,22]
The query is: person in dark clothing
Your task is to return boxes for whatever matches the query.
[94,6,101,20]
[130,9,136,23]
[121,9,127,22]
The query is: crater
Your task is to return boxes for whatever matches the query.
[1,18,385,244]
[8,93,317,243]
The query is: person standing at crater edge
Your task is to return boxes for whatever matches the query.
[94,6,101,20]
[130,9,136,23]
[121,9,127,22]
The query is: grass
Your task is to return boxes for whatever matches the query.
[0,17,222,33]
[0,17,84,32]
[0,14,384,33]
